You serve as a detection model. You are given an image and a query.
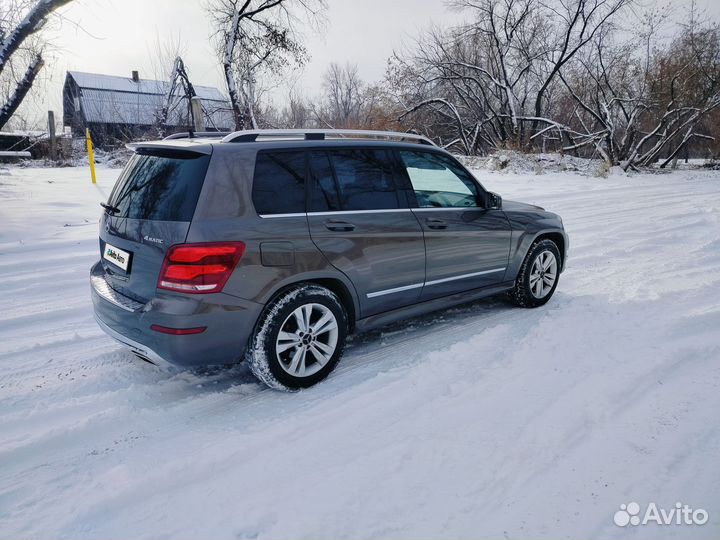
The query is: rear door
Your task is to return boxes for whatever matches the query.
[397,150,512,300]
[306,148,426,317]
[99,147,211,301]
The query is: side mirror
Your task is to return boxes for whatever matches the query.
[487,192,502,209]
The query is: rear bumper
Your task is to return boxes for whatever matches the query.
[90,261,264,367]
[94,314,171,367]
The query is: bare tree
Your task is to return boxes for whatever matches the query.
[206,0,325,130]
[390,0,633,153]
[561,4,720,169]
[312,62,385,129]
[527,0,630,134]
[0,53,42,129]
[147,35,192,136]
[390,6,549,153]
[155,56,198,134]
[267,88,313,128]
[0,0,72,130]
[389,0,719,167]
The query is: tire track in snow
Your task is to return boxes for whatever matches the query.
[2,167,720,538]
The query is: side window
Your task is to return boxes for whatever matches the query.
[309,151,341,212]
[328,149,401,211]
[399,151,483,208]
[252,151,306,215]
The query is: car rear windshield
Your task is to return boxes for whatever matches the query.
[107,149,210,221]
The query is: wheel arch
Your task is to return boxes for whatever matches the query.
[506,227,567,280]
[260,275,359,333]
[533,231,566,271]
[307,277,358,332]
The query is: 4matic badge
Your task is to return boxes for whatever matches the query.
[143,235,164,245]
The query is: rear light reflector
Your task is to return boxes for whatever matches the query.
[158,241,245,294]
[150,324,207,335]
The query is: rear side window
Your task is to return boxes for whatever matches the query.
[252,151,306,215]
[107,150,210,221]
[311,149,400,211]
[309,152,341,212]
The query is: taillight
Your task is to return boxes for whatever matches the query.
[158,242,245,294]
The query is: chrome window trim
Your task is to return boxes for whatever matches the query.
[310,208,413,217]
[257,207,496,218]
[412,206,483,212]
[258,212,307,218]
[259,208,415,218]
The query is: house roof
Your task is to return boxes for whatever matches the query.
[64,71,233,130]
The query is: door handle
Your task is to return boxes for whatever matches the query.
[425,218,448,230]
[324,219,355,232]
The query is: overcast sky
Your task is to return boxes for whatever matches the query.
[30,0,463,128]
[23,0,720,130]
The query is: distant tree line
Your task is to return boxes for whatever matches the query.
[385,0,720,169]
[2,0,718,169]
[241,0,720,169]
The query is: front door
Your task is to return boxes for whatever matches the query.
[397,150,512,300]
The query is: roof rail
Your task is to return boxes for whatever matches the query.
[220,129,436,146]
[163,131,231,140]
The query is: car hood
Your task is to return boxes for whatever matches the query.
[502,200,545,212]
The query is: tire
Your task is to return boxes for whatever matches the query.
[510,238,561,308]
[245,284,348,390]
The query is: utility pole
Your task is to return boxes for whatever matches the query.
[48,110,57,160]
[190,97,204,133]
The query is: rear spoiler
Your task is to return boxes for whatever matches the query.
[125,140,213,155]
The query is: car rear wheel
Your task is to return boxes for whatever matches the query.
[510,239,561,308]
[246,284,348,390]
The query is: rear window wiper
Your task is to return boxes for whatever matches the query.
[100,202,120,214]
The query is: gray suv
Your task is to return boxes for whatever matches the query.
[91,129,568,390]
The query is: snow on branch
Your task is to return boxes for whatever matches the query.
[0,0,71,76]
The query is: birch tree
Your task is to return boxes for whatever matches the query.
[207,0,325,130]
[0,0,72,129]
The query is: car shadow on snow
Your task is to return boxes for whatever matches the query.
[101,288,582,422]
[85,291,577,434]
[117,292,525,396]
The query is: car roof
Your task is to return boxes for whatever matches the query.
[128,129,448,157]
[127,137,449,155]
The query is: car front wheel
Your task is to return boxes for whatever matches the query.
[511,239,561,308]
[246,284,348,390]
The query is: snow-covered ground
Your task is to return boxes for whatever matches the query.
[1,164,719,539]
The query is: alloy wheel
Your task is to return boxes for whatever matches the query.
[275,303,339,378]
[529,250,558,299]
